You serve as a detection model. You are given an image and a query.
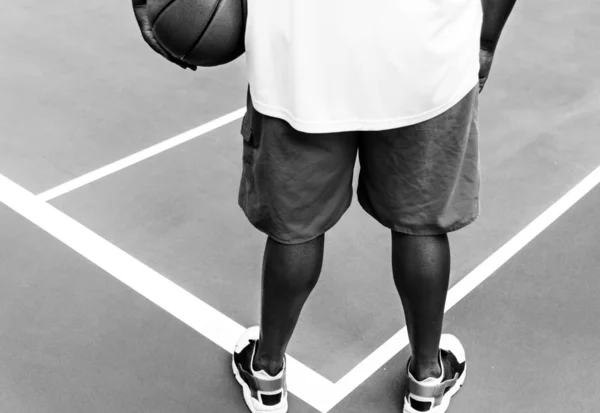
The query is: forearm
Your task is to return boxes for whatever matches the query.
[480,0,518,51]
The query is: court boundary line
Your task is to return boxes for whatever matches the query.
[24,161,600,412]
[0,174,334,413]
[323,164,600,411]
[25,110,600,410]
[37,108,246,202]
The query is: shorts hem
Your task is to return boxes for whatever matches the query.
[383,213,479,236]
[238,191,353,245]
[357,194,479,236]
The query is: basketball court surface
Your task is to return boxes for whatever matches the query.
[2,1,599,412]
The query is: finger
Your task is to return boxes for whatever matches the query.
[479,77,487,93]
[169,56,197,70]
[146,39,192,69]
[173,59,196,70]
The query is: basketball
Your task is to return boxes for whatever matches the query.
[147,0,246,67]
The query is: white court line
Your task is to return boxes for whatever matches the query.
[0,173,334,413]
[323,163,600,412]
[37,108,246,202]
[26,103,600,410]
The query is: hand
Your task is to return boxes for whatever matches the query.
[132,1,197,71]
[478,48,495,93]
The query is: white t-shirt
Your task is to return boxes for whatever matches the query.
[244,0,483,133]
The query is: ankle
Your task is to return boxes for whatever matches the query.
[253,354,285,376]
[409,358,442,382]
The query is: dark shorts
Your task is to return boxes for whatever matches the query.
[238,87,480,244]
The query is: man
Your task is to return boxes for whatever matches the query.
[133,0,517,412]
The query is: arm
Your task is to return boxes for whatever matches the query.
[477,0,517,92]
[480,0,518,51]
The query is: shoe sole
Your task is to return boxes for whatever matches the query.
[232,327,288,413]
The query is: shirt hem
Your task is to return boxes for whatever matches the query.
[250,81,478,134]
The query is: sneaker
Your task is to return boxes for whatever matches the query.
[403,334,467,413]
[232,326,288,413]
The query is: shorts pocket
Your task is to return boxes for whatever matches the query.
[241,108,259,166]
[241,104,253,142]
[241,101,262,147]
[242,86,262,142]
